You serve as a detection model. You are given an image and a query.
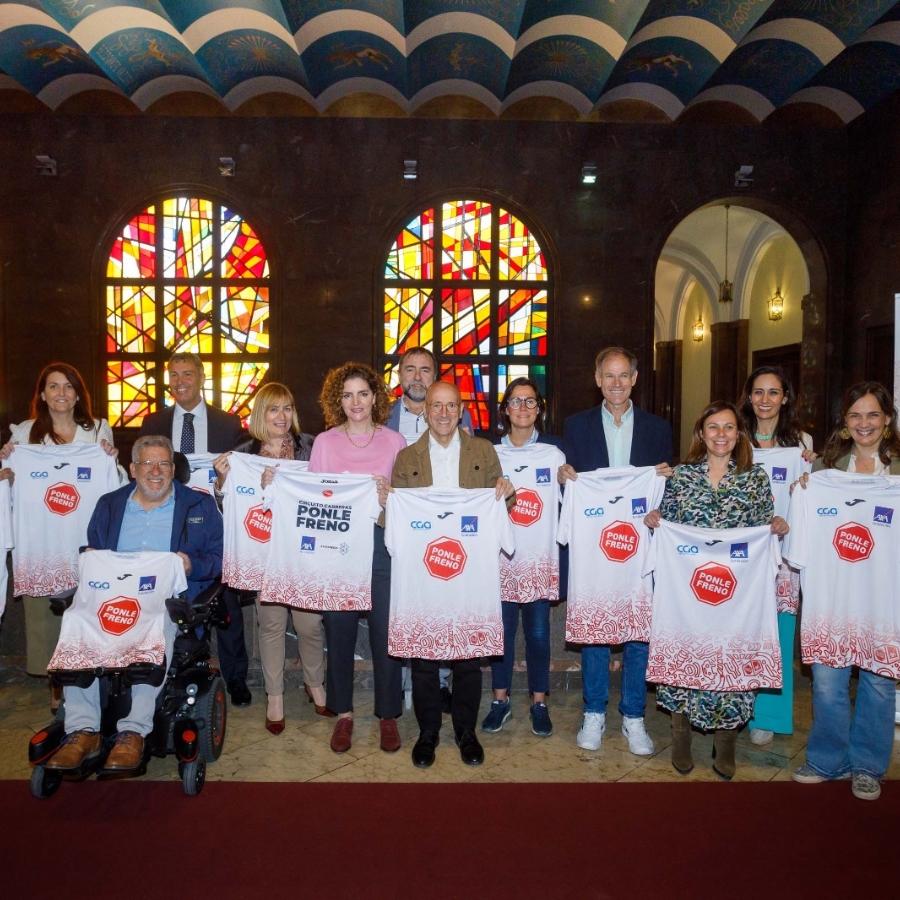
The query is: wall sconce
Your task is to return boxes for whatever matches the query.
[35,155,57,176]
[581,164,597,185]
[218,157,235,177]
[403,159,417,180]
[768,288,784,321]
[692,318,704,342]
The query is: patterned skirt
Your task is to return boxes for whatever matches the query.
[657,685,756,731]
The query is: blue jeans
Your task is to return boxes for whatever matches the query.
[582,641,649,718]
[806,663,896,779]
[490,600,550,695]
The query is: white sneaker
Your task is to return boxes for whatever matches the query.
[894,689,900,725]
[577,712,606,750]
[622,716,654,756]
[749,728,774,746]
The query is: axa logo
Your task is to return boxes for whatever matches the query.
[139,576,156,593]
[88,581,110,590]
[461,516,478,534]
[536,468,551,483]
[771,467,787,483]
[817,507,838,517]
[236,485,255,495]
[206,469,216,484]
[77,467,91,481]
[677,545,699,555]
[411,520,432,530]
[30,471,49,478]
[845,499,865,507]
[631,498,646,516]
[437,511,453,519]
[300,536,316,552]
[583,507,605,517]
[874,506,894,526]
[730,542,748,559]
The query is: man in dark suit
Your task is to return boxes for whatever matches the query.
[560,347,673,757]
[139,352,250,707]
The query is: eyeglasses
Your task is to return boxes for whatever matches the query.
[429,402,459,413]
[135,461,173,471]
[507,398,538,409]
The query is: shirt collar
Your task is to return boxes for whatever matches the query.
[429,429,461,452]
[601,400,633,426]
[501,429,539,447]
[126,484,176,511]
[174,401,205,420]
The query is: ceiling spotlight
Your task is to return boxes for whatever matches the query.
[581,164,597,185]
[35,155,56,176]
[403,159,417,180]
[734,164,753,188]
[219,157,236,177]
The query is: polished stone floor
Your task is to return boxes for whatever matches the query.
[3,665,899,786]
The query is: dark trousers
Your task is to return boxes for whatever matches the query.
[412,658,482,734]
[322,526,402,719]
[216,587,249,683]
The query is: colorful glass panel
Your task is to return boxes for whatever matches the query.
[495,364,547,404]
[162,285,215,353]
[221,287,269,353]
[107,360,155,428]
[107,208,156,278]
[220,361,269,419]
[498,289,548,355]
[221,208,269,278]
[384,288,434,356]
[162,197,214,278]
[441,363,492,431]
[441,201,492,279]
[497,209,547,281]
[106,286,156,354]
[440,288,491,355]
[385,209,434,279]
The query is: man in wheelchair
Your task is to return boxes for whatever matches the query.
[45,435,223,772]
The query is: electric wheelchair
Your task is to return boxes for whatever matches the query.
[29,580,229,798]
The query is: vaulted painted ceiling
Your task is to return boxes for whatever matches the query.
[1,1,899,123]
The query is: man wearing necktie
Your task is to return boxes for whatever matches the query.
[138,352,249,706]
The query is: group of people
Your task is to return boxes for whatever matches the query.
[1,346,896,799]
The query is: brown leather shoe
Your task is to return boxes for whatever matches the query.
[46,730,102,770]
[104,732,144,770]
[380,717,401,753]
[330,717,353,753]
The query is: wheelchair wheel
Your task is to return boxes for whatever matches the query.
[30,764,62,800]
[198,675,227,762]
[181,758,206,796]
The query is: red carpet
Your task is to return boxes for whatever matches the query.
[4,779,894,898]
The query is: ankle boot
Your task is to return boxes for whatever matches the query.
[712,728,738,780]
[670,713,693,774]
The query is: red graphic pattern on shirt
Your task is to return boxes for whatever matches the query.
[500,552,558,604]
[565,587,653,644]
[646,627,783,691]
[48,636,166,670]
[775,562,800,615]
[13,552,78,597]
[801,612,900,678]
[223,553,268,592]
[389,610,503,659]
[260,567,372,611]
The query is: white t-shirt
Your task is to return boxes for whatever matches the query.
[558,465,665,644]
[645,520,782,691]
[220,453,308,590]
[0,479,12,618]
[385,487,515,659]
[7,444,120,596]
[495,443,565,603]
[783,469,900,677]
[753,445,812,614]
[184,452,219,495]
[48,549,187,670]
[259,468,381,611]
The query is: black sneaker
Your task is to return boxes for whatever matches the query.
[481,698,511,733]
[530,702,553,737]
[440,686,453,715]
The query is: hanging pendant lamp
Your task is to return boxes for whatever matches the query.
[718,203,733,303]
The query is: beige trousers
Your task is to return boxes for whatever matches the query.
[24,595,62,675]
[254,597,325,697]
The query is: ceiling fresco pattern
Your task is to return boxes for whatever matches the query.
[0,1,899,122]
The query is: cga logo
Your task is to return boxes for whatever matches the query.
[236,485,255,495]
[77,467,91,481]
[536,468,551,483]
[461,516,478,534]
[631,498,647,516]
[88,581,110,590]
[817,508,838,517]
[301,536,316,552]
[677,544,699,555]
[730,542,748,559]
[30,471,49,478]
[139,576,156,593]
[583,507,605,517]
[771,467,787,483]
[410,520,432,530]
[874,506,894,525]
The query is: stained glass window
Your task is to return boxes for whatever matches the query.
[105,197,270,426]
[382,200,550,432]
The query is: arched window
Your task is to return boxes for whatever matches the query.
[381,200,550,433]
[105,196,270,426]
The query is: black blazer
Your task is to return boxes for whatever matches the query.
[139,402,245,453]
[563,405,672,472]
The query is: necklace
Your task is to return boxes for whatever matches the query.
[754,430,775,441]
[344,424,376,450]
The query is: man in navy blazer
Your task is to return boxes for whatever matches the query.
[560,347,673,757]
[139,352,249,707]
